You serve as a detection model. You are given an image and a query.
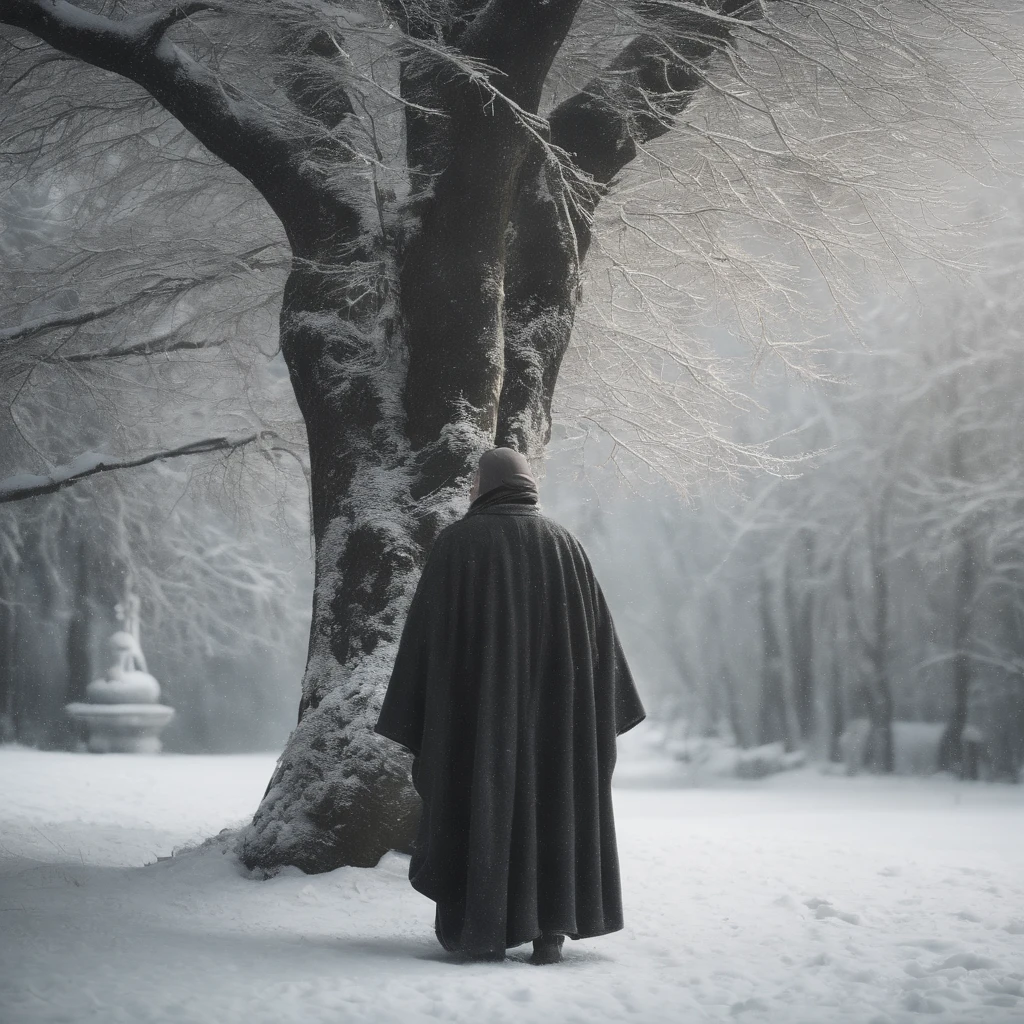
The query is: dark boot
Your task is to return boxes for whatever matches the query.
[530,933,565,965]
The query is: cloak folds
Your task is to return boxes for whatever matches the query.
[375,503,645,955]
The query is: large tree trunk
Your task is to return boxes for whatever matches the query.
[865,506,894,773]
[757,574,801,750]
[239,250,553,868]
[782,535,816,742]
[826,599,846,763]
[938,536,975,774]
[938,419,976,776]
[59,538,93,749]
[241,95,556,871]
[239,256,431,871]
[841,534,894,774]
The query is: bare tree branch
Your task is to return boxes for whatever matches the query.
[0,303,121,346]
[550,0,762,191]
[0,430,284,503]
[0,1,358,248]
[54,331,228,363]
[274,27,356,130]
[496,2,767,454]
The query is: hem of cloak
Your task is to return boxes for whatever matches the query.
[616,710,647,737]
[372,722,420,757]
[432,896,624,954]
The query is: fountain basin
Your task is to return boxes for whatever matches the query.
[65,703,175,754]
[86,671,161,705]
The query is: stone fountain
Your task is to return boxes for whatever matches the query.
[66,591,175,753]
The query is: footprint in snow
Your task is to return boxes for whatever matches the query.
[984,994,1020,1008]
[938,952,1000,971]
[906,951,1002,978]
[899,938,958,953]
[953,910,982,922]
[805,897,860,925]
[902,990,944,1014]
[957,866,992,877]
[730,996,770,1016]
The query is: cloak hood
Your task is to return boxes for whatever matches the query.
[468,447,538,512]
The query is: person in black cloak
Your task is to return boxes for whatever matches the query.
[375,447,645,964]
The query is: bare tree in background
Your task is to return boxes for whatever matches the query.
[684,216,1024,780]
[898,268,1024,779]
[0,463,311,747]
[2,0,1021,871]
[0,178,310,747]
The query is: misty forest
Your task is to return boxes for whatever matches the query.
[1,1,1024,1022]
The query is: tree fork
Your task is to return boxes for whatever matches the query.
[401,1,585,457]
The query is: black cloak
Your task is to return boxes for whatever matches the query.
[375,499,645,955]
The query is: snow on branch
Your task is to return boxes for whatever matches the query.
[0,1,325,226]
[0,303,122,345]
[140,3,216,44]
[54,331,228,363]
[549,0,760,189]
[0,431,285,504]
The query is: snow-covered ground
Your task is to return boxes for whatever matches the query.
[1,735,1023,1024]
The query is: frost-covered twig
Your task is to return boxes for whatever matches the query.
[0,430,285,503]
